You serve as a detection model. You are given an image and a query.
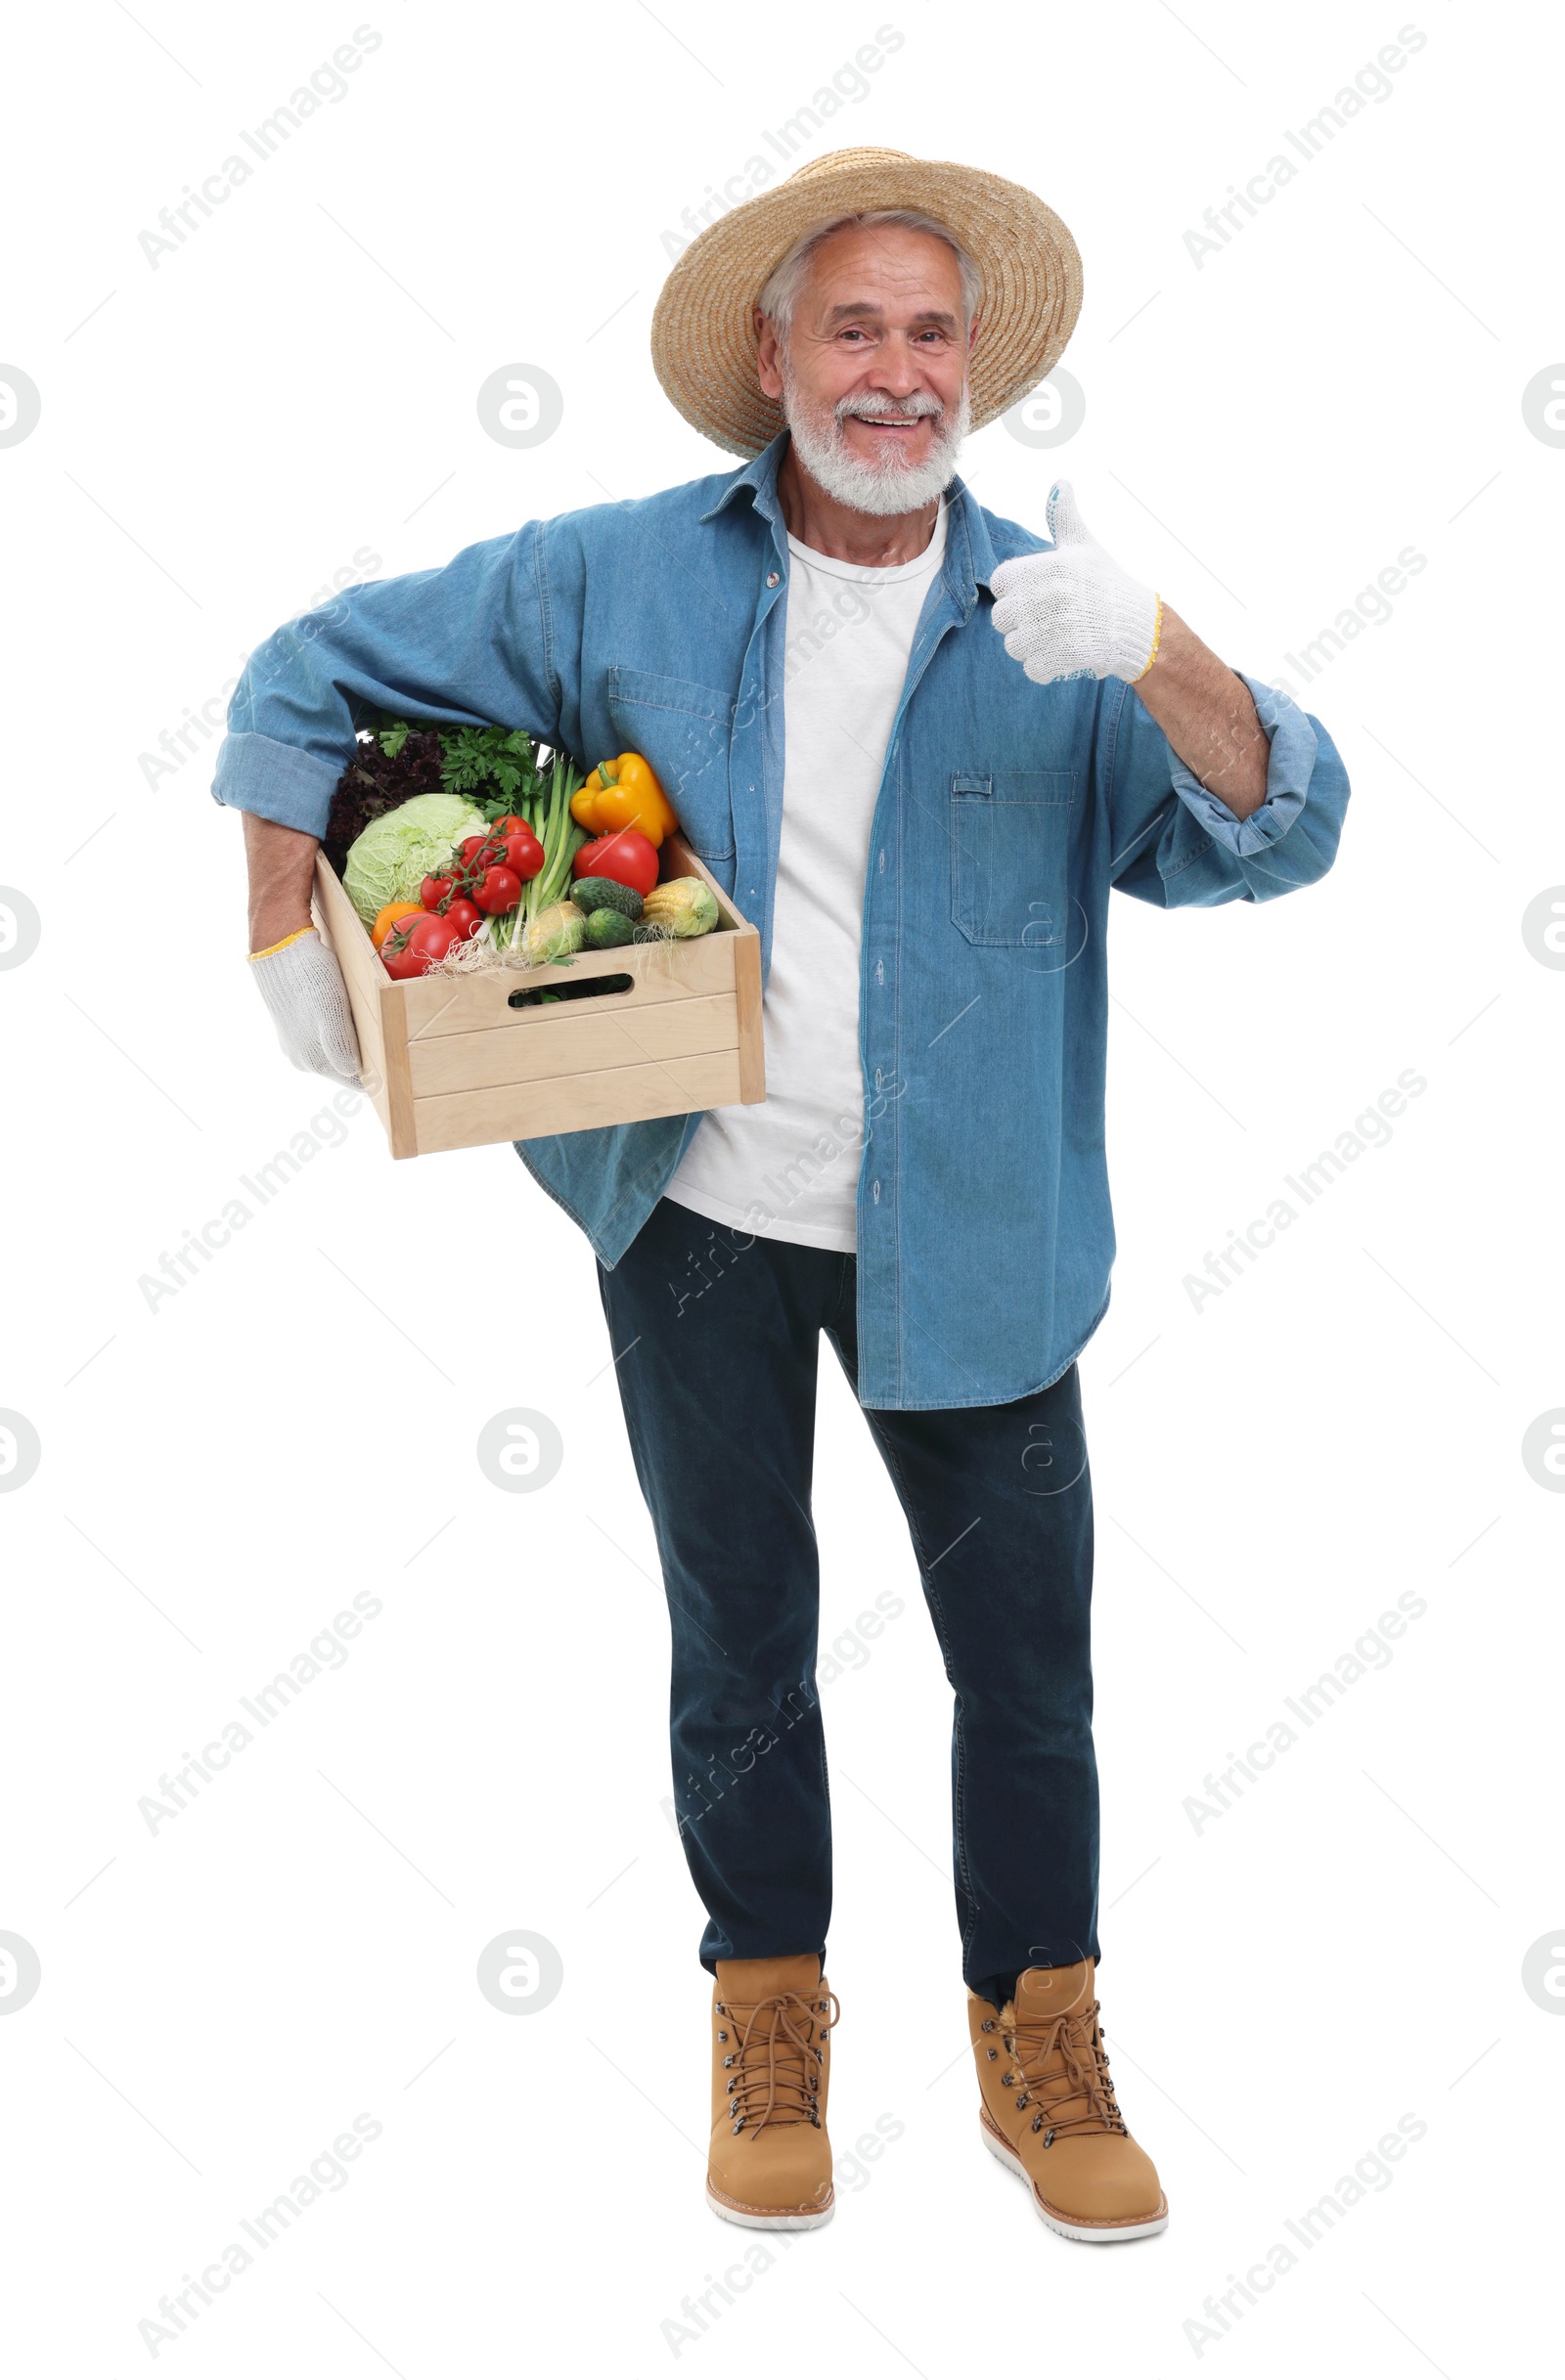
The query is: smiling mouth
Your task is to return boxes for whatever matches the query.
[847,415,929,433]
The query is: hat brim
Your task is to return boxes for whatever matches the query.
[650,148,1083,460]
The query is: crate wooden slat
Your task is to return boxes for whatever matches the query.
[406,992,743,1097]
[410,1047,749,1154]
[312,831,765,1160]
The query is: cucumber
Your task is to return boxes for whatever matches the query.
[572,874,644,920]
[584,906,634,948]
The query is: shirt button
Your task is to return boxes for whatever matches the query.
[766,571,780,587]
[875,959,884,986]
[878,850,886,874]
[872,1181,881,1203]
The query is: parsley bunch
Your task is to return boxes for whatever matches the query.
[434,724,542,814]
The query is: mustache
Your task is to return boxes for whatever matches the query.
[834,389,945,424]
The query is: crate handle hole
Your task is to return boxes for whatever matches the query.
[507,972,635,1010]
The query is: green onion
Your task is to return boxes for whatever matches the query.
[525,756,585,920]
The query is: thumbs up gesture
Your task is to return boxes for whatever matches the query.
[990,481,1162,686]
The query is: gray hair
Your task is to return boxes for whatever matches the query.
[757,208,983,342]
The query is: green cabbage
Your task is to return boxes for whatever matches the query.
[342,793,489,925]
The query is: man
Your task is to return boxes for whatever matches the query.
[221,149,1349,2244]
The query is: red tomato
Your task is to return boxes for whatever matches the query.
[491,815,531,837]
[381,911,462,978]
[459,833,510,872]
[471,863,523,915]
[443,897,484,941]
[573,829,659,898]
[421,872,456,910]
[501,829,545,880]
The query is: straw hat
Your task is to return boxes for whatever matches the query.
[650,146,1083,460]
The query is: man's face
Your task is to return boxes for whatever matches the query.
[756,223,978,514]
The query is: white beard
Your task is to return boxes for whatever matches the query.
[780,367,970,517]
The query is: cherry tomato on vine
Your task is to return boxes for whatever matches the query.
[471,864,523,916]
[501,828,545,880]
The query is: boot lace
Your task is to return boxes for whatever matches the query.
[1000,1996,1126,2144]
[716,1988,839,2138]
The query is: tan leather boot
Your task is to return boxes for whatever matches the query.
[705,1954,837,2229]
[968,1958,1168,2241]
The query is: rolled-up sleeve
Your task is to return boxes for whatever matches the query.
[211,518,563,836]
[1104,670,1350,908]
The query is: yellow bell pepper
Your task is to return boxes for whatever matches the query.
[570,751,679,848]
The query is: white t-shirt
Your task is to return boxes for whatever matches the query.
[665,499,948,1253]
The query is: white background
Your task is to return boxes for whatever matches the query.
[1,0,1559,2371]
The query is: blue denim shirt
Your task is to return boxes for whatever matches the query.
[214,431,1349,1409]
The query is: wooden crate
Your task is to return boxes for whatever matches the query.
[312,832,764,1159]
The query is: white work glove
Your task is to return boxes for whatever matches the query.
[248,928,364,1086]
[991,481,1162,685]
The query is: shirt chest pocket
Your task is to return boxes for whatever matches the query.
[606,665,735,862]
[950,770,1078,950]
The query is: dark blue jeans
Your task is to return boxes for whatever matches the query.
[597,1199,1100,2008]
